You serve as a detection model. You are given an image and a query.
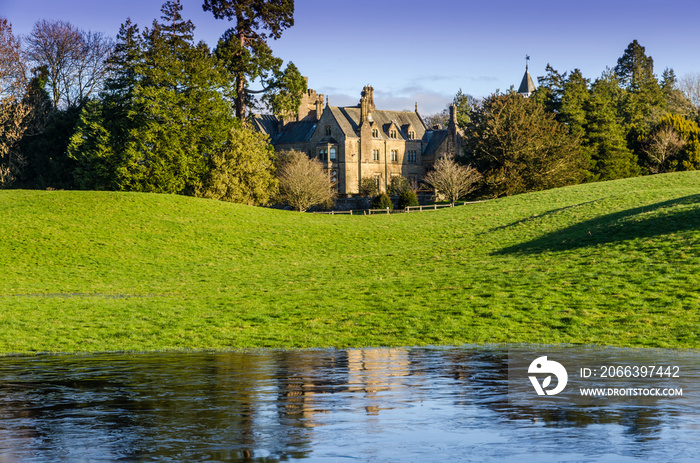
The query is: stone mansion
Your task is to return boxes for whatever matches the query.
[253,84,463,196]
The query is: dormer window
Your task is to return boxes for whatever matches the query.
[372,128,379,138]
[390,130,397,139]
[408,130,415,140]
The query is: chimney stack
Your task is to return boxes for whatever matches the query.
[360,85,376,125]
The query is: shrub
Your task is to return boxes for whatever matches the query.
[371,193,393,210]
[398,189,419,208]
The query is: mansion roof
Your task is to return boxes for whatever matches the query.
[328,106,427,141]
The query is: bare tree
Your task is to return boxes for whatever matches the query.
[643,125,685,174]
[24,20,113,109]
[424,156,481,206]
[423,110,449,130]
[678,73,700,112]
[0,18,29,186]
[277,150,335,212]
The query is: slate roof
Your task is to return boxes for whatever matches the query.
[422,130,449,157]
[518,68,536,95]
[251,114,278,137]
[251,115,317,145]
[329,106,427,140]
[275,120,317,144]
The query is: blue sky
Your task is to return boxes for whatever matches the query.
[2,0,700,114]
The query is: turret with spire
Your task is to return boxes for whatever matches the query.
[518,55,536,97]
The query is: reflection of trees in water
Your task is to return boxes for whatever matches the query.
[0,349,691,461]
[432,349,668,448]
[0,353,318,462]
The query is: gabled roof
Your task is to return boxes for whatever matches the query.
[518,68,536,95]
[328,106,426,140]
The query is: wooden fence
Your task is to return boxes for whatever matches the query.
[313,200,485,215]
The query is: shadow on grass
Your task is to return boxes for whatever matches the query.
[495,194,700,255]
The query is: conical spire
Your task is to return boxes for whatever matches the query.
[518,55,536,97]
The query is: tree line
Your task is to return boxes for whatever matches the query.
[3,1,700,209]
[0,0,317,208]
[447,40,700,198]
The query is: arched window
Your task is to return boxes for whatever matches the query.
[330,147,336,160]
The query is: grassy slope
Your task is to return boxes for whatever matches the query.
[0,172,699,353]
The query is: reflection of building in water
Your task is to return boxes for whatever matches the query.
[278,350,347,428]
[347,348,410,415]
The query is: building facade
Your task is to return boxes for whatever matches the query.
[253,85,463,196]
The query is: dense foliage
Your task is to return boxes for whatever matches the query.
[3,3,700,207]
[1,1,288,205]
[463,92,587,197]
[524,40,696,188]
[448,40,699,198]
[397,189,419,209]
[69,2,237,194]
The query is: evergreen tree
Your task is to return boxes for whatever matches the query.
[452,89,478,127]
[661,68,694,117]
[615,40,665,145]
[70,1,239,195]
[68,19,144,190]
[69,101,120,189]
[202,0,302,121]
[585,71,641,180]
[464,92,587,197]
[533,64,565,114]
[263,61,307,120]
[559,69,590,140]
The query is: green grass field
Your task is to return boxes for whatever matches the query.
[1,171,699,354]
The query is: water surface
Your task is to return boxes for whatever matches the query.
[0,347,698,462]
